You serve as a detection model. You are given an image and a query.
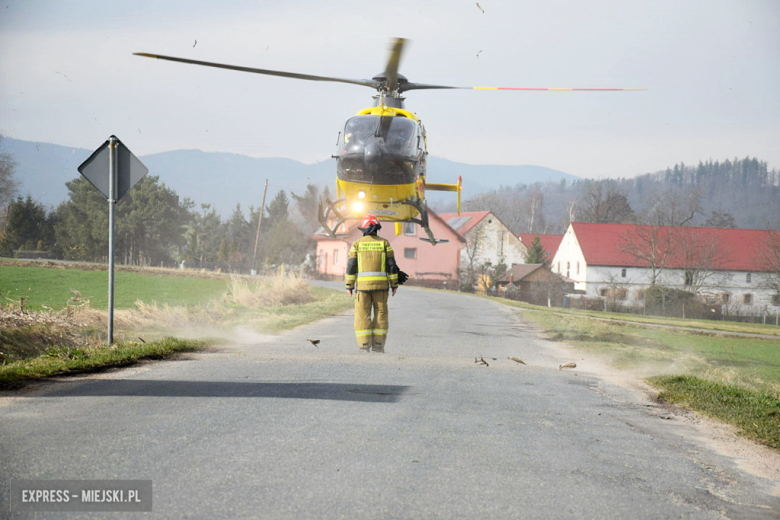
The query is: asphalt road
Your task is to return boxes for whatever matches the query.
[1,285,778,519]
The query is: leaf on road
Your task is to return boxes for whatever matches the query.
[558,362,577,371]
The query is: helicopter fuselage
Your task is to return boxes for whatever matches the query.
[334,105,428,223]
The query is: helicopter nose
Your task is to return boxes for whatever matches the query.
[364,141,381,164]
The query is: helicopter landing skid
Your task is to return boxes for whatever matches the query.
[318,197,448,245]
[318,197,350,238]
[403,198,449,245]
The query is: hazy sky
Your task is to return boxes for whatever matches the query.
[1,0,778,179]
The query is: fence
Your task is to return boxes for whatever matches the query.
[499,291,780,326]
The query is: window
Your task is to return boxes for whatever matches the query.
[600,288,608,297]
[722,293,730,303]
[772,294,780,306]
[743,294,753,305]
[577,262,580,275]
[617,288,628,300]
[498,231,504,257]
[403,222,416,236]
[333,249,339,265]
[746,273,751,283]
[635,289,647,301]
[404,248,417,259]
[621,268,627,278]
[684,270,693,286]
[566,262,570,278]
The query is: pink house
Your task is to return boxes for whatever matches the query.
[314,210,465,287]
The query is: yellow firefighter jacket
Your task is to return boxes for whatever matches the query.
[345,234,399,291]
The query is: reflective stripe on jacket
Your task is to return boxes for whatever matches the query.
[345,234,398,291]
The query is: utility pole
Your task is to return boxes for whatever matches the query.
[252,179,269,273]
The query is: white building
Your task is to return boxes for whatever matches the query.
[438,211,527,269]
[552,222,780,311]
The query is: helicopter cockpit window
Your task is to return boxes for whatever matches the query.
[337,115,419,185]
[342,116,375,152]
[381,117,416,155]
[340,116,417,157]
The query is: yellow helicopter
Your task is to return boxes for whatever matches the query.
[135,38,641,244]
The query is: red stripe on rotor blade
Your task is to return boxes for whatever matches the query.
[493,88,636,91]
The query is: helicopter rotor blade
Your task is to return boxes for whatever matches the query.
[400,83,464,92]
[401,83,645,92]
[133,53,381,89]
[384,38,406,91]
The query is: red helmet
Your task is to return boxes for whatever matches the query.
[360,214,379,228]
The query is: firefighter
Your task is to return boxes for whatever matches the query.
[345,214,399,353]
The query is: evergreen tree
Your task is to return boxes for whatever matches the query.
[183,204,222,264]
[266,190,290,224]
[0,136,18,212]
[704,210,736,229]
[218,238,228,262]
[524,236,548,264]
[225,204,249,248]
[56,176,191,264]
[0,196,53,256]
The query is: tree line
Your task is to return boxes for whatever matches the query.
[446,157,780,235]
[1,132,778,274]
[0,140,326,270]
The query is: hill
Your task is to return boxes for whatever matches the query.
[3,137,577,215]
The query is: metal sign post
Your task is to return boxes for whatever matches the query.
[79,136,148,345]
[107,137,117,344]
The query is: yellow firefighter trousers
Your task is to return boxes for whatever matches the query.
[354,290,389,348]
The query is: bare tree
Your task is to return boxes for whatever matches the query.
[459,221,487,291]
[642,188,702,227]
[620,188,706,287]
[598,272,633,311]
[578,180,633,224]
[521,190,546,234]
[619,225,673,286]
[678,228,730,293]
[463,191,529,235]
[0,136,19,228]
[757,230,780,295]
[560,199,577,231]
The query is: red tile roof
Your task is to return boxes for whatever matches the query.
[571,222,780,272]
[518,234,564,258]
[437,211,492,237]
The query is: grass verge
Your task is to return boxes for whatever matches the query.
[223,286,352,333]
[0,338,205,389]
[650,375,780,449]
[492,298,780,448]
[490,296,780,337]
[0,266,353,389]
